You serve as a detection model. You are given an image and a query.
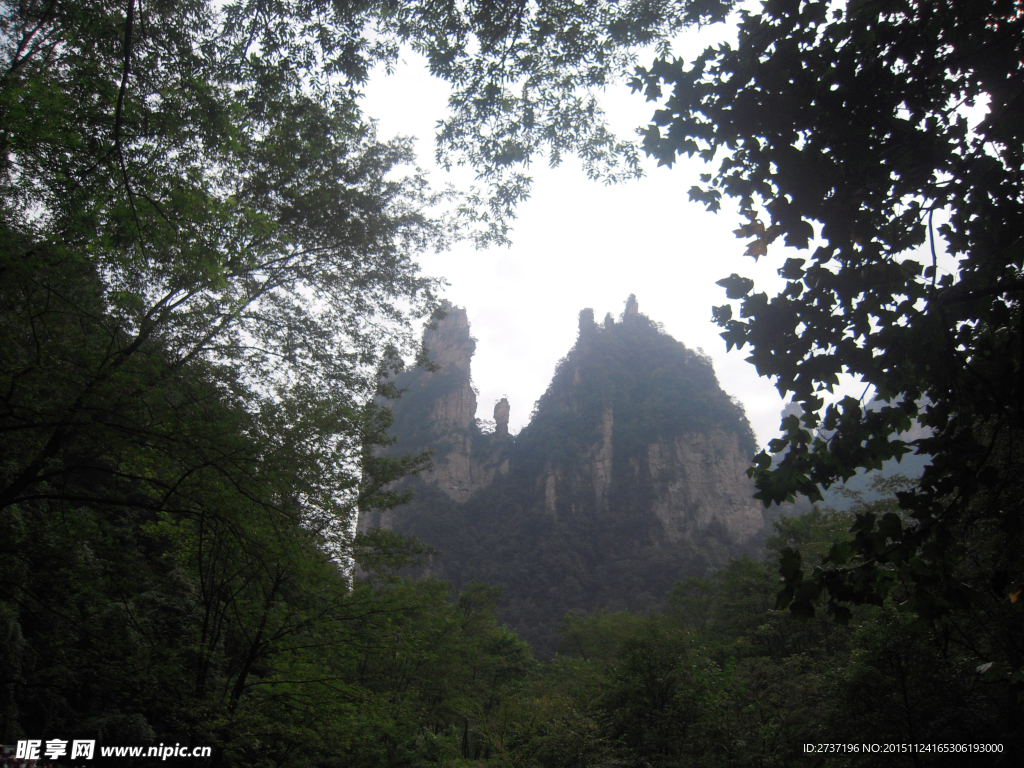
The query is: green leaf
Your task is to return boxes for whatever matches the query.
[716,273,756,299]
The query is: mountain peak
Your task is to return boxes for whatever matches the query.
[366,303,767,658]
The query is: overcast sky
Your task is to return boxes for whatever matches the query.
[360,23,859,449]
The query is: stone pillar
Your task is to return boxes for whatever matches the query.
[578,307,596,335]
[494,397,510,437]
[625,294,639,317]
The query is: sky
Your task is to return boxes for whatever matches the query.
[360,24,834,449]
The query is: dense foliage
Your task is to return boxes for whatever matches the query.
[0,253,530,761]
[381,488,1019,767]
[0,0,446,538]
[0,0,462,762]
[543,486,1014,766]
[623,0,1024,693]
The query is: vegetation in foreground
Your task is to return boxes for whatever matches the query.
[5,460,1019,766]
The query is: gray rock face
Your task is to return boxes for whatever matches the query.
[530,413,762,545]
[422,305,476,433]
[646,431,764,543]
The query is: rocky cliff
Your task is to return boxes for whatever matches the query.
[362,304,509,516]
[364,297,767,657]
[511,299,763,546]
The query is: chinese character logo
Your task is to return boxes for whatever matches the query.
[16,741,41,760]
[44,739,68,759]
[71,740,96,759]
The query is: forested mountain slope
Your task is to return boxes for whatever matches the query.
[364,297,768,657]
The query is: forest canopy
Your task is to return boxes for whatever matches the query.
[0,0,451,759]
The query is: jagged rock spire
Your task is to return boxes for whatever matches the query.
[494,398,510,437]
[625,294,639,317]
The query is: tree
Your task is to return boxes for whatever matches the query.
[3,6,593,760]
[0,0,445,532]
[0,1,444,759]
[596,623,701,768]
[629,0,1024,622]
[632,0,1023,491]
[376,0,736,244]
